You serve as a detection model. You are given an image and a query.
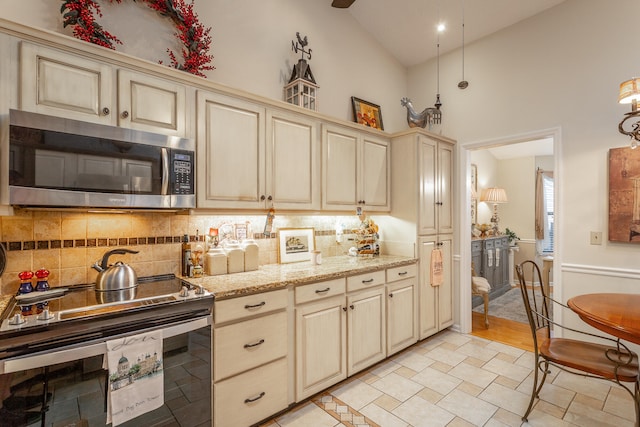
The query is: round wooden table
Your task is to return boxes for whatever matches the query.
[568,293,640,345]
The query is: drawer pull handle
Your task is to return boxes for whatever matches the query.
[244,339,265,348]
[244,301,266,309]
[244,392,266,404]
[362,278,374,283]
[398,271,408,276]
[315,287,330,294]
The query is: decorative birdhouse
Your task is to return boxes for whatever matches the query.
[285,32,319,111]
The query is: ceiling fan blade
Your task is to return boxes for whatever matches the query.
[332,0,356,8]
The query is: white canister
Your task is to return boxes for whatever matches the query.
[242,239,259,271]
[311,250,322,265]
[205,247,227,276]
[225,241,245,274]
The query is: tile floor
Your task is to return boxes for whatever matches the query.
[259,330,636,427]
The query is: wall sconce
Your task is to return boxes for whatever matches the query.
[618,78,640,149]
[480,187,508,234]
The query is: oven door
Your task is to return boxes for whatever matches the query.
[0,316,211,427]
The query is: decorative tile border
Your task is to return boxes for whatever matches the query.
[311,392,380,427]
[0,230,336,251]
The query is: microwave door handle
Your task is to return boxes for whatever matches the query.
[161,148,169,195]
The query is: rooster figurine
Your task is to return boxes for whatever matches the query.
[400,97,442,128]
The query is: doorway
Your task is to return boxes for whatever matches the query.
[458,128,561,339]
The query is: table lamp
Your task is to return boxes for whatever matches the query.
[480,187,508,234]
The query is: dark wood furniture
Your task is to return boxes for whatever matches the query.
[471,236,510,307]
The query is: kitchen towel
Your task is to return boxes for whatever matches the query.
[430,248,443,287]
[105,329,164,426]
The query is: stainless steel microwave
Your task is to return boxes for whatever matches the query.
[8,110,195,210]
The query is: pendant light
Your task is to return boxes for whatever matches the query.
[458,0,469,89]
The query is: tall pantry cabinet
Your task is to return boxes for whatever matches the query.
[390,129,455,340]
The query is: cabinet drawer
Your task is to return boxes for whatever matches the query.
[471,240,482,252]
[295,278,345,304]
[484,239,495,249]
[347,270,385,292]
[215,289,287,324]
[386,264,417,283]
[214,357,288,427]
[214,311,287,381]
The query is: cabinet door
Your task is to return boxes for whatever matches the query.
[360,136,390,211]
[347,287,386,376]
[418,137,437,235]
[387,279,418,355]
[295,296,347,401]
[118,70,187,136]
[418,235,453,339]
[437,142,454,234]
[20,42,114,125]
[266,111,320,210]
[322,125,358,210]
[197,91,266,209]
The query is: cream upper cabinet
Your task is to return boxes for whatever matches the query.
[20,42,113,125]
[197,91,319,210]
[20,42,187,136]
[346,287,386,376]
[418,235,454,339]
[322,124,390,212]
[117,69,187,136]
[418,136,454,235]
[197,91,266,209]
[266,110,320,210]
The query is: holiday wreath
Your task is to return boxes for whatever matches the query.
[60,0,214,77]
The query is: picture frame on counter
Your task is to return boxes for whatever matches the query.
[277,227,316,263]
[351,96,384,131]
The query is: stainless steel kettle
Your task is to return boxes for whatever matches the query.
[92,249,139,291]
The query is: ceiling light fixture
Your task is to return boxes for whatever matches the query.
[618,78,640,148]
[458,0,469,89]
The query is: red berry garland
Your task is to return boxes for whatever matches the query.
[61,0,214,77]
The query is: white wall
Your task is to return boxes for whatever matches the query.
[2,0,408,131]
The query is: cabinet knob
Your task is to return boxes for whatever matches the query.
[102,107,110,116]
[267,195,273,201]
[121,110,129,119]
[389,293,394,298]
[342,306,347,312]
[260,195,266,201]
[436,201,443,206]
[350,304,355,310]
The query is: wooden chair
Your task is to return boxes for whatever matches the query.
[515,260,640,424]
[471,264,491,328]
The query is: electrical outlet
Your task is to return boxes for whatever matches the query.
[590,231,602,245]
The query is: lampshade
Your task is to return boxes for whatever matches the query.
[619,78,640,104]
[480,187,508,203]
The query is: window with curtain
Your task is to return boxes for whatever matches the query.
[536,169,554,254]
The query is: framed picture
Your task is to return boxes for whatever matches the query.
[277,227,316,263]
[609,146,640,242]
[471,164,478,225]
[351,97,384,131]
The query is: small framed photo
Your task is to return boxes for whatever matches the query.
[277,227,316,264]
[351,96,384,131]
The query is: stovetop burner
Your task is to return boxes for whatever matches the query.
[0,275,213,360]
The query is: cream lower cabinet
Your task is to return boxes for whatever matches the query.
[295,279,347,401]
[386,264,418,355]
[20,42,188,136]
[418,235,454,339]
[213,289,289,427]
[197,91,320,210]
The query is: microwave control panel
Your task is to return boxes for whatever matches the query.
[170,150,194,195]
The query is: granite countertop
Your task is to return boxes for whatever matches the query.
[184,255,417,300]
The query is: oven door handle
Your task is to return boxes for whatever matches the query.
[0,316,211,374]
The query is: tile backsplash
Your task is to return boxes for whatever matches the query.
[0,209,362,296]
